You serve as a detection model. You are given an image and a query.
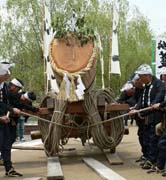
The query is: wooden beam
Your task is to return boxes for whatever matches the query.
[47,157,63,180]
[104,151,123,165]
[12,144,75,152]
[83,157,126,180]
[12,145,44,151]
[25,125,39,135]
[24,103,129,116]
[67,102,129,114]
[23,178,42,180]
[105,103,129,112]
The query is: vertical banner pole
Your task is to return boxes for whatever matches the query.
[108,37,112,88]
[151,37,155,75]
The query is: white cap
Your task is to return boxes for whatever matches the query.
[120,81,134,92]
[0,62,15,75]
[159,67,166,75]
[135,64,152,75]
[10,78,24,88]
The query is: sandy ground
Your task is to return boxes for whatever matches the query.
[0,124,165,180]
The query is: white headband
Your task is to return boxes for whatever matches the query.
[11,78,23,88]
[23,92,32,102]
[132,74,140,82]
[120,82,134,92]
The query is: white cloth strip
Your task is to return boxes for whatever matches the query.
[63,73,70,98]
[75,75,85,100]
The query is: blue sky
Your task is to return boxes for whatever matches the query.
[128,0,166,35]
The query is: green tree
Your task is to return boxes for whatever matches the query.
[114,1,152,94]
[0,0,44,99]
[0,0,153,97]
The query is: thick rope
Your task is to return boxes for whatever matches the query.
[43,98,67,156]
[43,79,68,156]
[83,89,123,150]
[84,93,115,149]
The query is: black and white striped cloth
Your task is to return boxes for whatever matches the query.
[0,83,4,102]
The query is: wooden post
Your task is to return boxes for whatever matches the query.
[104,151,123,165]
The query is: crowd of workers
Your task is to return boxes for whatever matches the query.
[0,62,41,177]
[117,64,166,177]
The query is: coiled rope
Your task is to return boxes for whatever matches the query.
[83,88,124,150]
[43,79,68,156]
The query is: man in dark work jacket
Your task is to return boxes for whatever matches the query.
[8,88,40,144]
[6,78,39,143]
[130,64,165,170]
[117,81,135,134]
[129,74,145,163]
[6,78,24,144]
[0,62,23,177]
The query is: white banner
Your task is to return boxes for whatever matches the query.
[110,0,121,75]
[43,2,59,94]
[155,37,166,78]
